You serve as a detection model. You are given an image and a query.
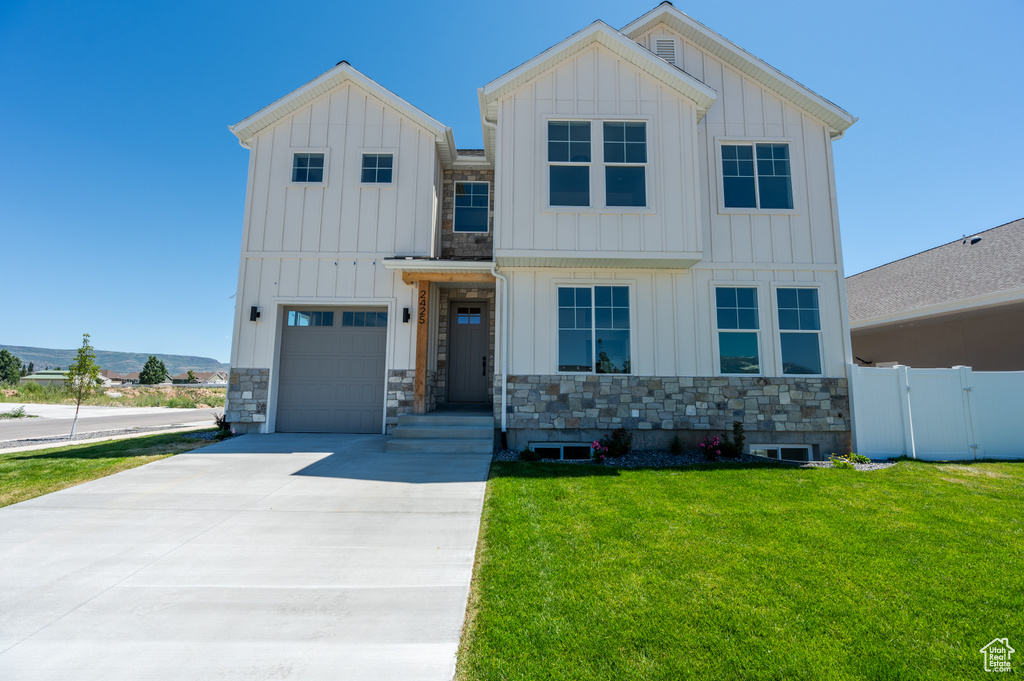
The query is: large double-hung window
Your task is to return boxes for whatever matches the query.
[548,121,648,208]
[715,287,760,374]
[777,288,822,374]
[558,285,630,373]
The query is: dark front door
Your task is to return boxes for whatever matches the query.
[448,302,489,403]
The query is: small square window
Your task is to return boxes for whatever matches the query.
[361,154,393,183]
[721,142,793,210]
[292,153,324,183]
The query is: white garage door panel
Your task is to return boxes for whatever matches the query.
[276,307,387,433]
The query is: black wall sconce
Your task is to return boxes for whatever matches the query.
[402,308,411,323]
[249,306,262,322]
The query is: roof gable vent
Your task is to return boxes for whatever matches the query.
[654,37,677,66]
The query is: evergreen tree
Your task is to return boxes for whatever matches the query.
[27,361,34,375]
[139,355,169,384]
[0,349,21,384]
[65,334,101,438]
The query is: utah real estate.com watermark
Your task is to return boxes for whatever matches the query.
[980,638,1015,673]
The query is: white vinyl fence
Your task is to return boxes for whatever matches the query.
[848,364,1024,461]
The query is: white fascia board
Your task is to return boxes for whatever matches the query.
[621,6,856,138]
[382,259,496,273]
[230,62,456,162]
[480,21,717,115]
[850,286,1024,331]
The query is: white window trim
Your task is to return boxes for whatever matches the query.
[769,282,826,378]
[710,281,768,377]
[749,444,813,462]
[553,280,636,376]
[714,136,800,216]
[357,148,398,188]
[452,180,491,234]
[286,147,330,187]
[542,116,656,214]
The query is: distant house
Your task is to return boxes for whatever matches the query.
[847,218,1024,370]
[99,369,125,387]
[171,371,229,385]
[121,372,141,385]
[20,370,67,388]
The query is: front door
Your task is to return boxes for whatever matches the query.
[448,302,489,403]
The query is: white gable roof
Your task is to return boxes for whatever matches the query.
[621,3,856,138]
[230,62,457,164]
[479,20,719,160]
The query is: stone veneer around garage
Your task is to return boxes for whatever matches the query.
[226,368,270,434]
[499,375,852,457]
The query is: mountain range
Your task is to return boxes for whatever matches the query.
[0,345,229,376]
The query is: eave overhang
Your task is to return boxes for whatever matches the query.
[494,250,702,269]
[850,286,1024,332]
[230,62,458,164]
[621,5,856,139]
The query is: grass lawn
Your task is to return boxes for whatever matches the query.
[0,432,215,507]
[458,459,1024,680]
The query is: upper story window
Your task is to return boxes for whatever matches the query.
[721,142,793,210]
[548,120,648,208]
[548,121,591,206]
[777,288,822,375]
[291,153,324,183]
[361,153,393,183]
[453,182,489,232]
[715,286,760,374]
[557,285,631,374]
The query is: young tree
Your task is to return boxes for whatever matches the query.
[0,349,21,385]
[186,369,197,383]
[139,355,169,384]
[65,334,101,438]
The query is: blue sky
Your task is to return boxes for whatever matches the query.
[1,0,1021,363]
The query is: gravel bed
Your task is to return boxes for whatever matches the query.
[492,448,896,470]
[0,426,213,451]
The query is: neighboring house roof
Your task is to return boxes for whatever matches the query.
[846,218,1024,329]
[230,62,458,165]
[620,3,856,138]
[171,371,224,382]
[122,372,140,380]
[99,369,124,379]
[479,20,718,160]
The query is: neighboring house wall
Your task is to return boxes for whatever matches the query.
[852,304,1024,371]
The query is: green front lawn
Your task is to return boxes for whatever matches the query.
[0,432,214,507]
[458,460,1024,680]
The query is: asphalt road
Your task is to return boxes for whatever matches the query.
[0,403,220,442]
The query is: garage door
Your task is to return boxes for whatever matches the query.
[276,307,387,433]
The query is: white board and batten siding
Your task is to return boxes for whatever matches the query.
[849,364,1024,460]
[231,82,440,374]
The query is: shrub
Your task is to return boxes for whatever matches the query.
[850,453,870,464]
[829,453,858,469]
[519,444,542,462]
[699,434,724,461]
[668,434,684,456]
[598,428,632,457]
[590,441,609,464]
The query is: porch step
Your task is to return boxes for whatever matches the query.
[386,410,495,454]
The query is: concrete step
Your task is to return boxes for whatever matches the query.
[396,413,493,428]
[391,424,493,440]
[385,438,493,455]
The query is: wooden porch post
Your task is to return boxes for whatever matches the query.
[414,279,430,414]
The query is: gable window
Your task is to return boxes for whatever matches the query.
[291,153,324,183]
[603,122,647,207]
[721,142,793,210]
[558,285,630,374]
[548,121,591,206]
[361,153,393,183]
[777,288,822,374]
[716,287,760,374]
[453,182,489,232]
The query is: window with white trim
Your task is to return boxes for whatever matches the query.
[548,120,648,208]
[721,142,793,210]
[603,122,647,207]
[291,153,324,183]
[361,153,393,183]
[777,288,822,375]
[750,444,812,462]
[548,121,591,206]
[557,285,630,373]
[453,182,489,232]
[715,287,760,374]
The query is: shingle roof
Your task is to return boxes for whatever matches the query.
[846,218,1024,323]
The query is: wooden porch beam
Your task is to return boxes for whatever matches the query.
[413,280,430,414]
[401,271,496,285]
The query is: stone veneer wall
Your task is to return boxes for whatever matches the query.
[226,368,270,434]
[436,287,496,405]
[440,168,494,260]
[500,375,852,456]
[385,369,437,432]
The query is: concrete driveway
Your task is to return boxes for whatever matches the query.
[0,434,491,680]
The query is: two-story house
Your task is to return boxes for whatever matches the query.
[225,3,857,460]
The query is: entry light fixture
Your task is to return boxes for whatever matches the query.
[403,308,411,323]
[250,306,262,322]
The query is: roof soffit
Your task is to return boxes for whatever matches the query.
[230,62,457,164]
[621,6,856,137]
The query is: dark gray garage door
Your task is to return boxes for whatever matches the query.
[276,307,387,433]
